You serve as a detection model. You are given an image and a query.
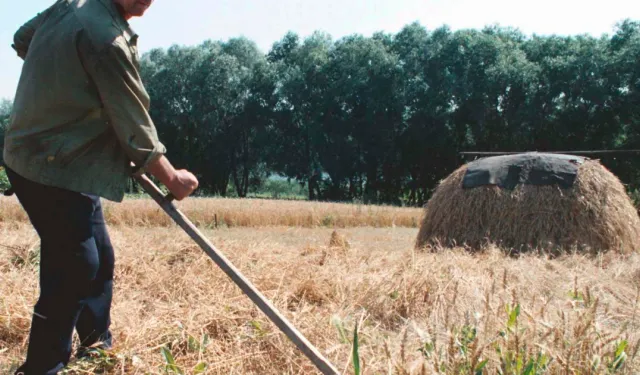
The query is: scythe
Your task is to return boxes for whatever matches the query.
[133,172,340,375]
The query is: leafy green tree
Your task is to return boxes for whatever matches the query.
[606,20,640,186]
[223,37,275,197]
[323,34,404,203]
[0,99,12,164]
[268,31,332,200]
[130,19,640,204]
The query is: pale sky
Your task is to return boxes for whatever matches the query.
[1,0,638,100]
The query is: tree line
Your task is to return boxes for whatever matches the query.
[2,20,640,206]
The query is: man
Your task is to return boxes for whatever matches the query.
[4,0,199,373]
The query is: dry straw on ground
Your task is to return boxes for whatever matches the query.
[1,223,639,374]
[416,159,640,254]
[0,195,422,229]
[1,190,640,374]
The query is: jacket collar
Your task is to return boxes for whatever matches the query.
[97,0,138,44]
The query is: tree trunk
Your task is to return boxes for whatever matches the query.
[230,146,245,198]
[242,130,250,197]
[305,122,315,201]
[364,161,378,204]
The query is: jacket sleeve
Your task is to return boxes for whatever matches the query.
[12,2,58,59]
[84,37,167,173]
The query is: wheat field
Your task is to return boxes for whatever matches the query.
[1,195,640,374]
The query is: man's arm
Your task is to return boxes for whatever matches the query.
[145,156,200,200]
[89,39,166,171]
[83,37,198,200]
[12,1,58,59]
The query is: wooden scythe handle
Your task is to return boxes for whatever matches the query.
[133,173,340,375]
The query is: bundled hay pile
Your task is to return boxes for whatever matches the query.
[329,230,350,250]
[416,153,640,254]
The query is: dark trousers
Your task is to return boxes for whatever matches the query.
[6,167,114,375]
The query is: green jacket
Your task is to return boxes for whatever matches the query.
[4,0,166,202]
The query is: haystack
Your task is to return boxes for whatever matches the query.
[329,230,350,250]
[415,153,640,254]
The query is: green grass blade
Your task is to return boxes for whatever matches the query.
[475,359,489,375]
[615,340,628,358]
[523,358,535,375]
[161,347,175,365]
[352,322,361,375]
[193,362,207,373]
[160,347,184,375]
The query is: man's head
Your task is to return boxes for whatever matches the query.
[112,0,154,19]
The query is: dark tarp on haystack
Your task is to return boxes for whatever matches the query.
[462,152,587,190]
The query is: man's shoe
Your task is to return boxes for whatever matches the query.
[14,363,65,375]
[75,341,113,359]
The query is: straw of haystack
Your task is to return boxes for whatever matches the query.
[415,159,640,254]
